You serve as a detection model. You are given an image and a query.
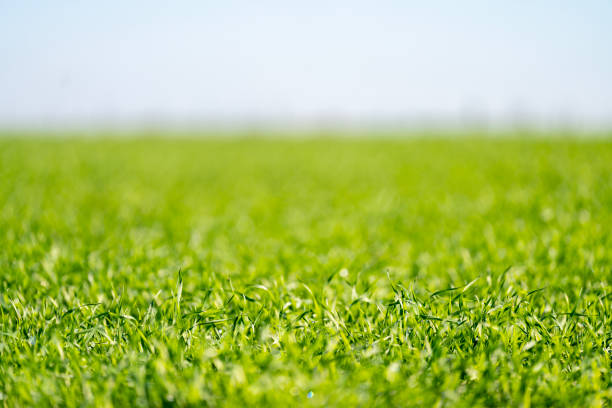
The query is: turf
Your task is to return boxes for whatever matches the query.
[0,135,611,407]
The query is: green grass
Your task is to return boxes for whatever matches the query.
[1,135,611,407]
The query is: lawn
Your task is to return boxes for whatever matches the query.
[0,135,611,406]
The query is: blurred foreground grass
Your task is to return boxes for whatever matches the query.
[0,135,611,406]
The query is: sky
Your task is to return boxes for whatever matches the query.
[1,1,611,128]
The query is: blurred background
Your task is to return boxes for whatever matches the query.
[1,0,611,132]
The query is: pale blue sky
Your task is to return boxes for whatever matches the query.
[1,1,611,127]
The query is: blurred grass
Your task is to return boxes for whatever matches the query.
[0,135,611,406]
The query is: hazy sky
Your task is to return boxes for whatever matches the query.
[1,1,611,127]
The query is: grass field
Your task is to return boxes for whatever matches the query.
[1,135,611,407]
